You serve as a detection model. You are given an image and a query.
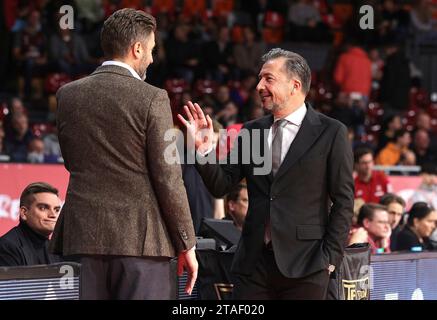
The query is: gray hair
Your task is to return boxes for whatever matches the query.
[101,8,156,59]
[261,48,311,95]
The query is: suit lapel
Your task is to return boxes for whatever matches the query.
[273,104,325,181]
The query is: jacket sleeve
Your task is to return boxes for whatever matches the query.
[146,89,196,253]
[325,123,355,267]
[194,127,245,198]
[0,240,24,266]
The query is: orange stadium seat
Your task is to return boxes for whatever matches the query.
[263,11,285,44]
[152,0,175,15]
[213,0,234,18]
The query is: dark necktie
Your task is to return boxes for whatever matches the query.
[265,119,288,244]
[271,119,288,177]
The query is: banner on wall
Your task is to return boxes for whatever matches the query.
[387,175,422,209]
[0,164,69,236]
[0,164,424,237]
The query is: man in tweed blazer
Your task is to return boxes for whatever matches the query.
[50,9,198,299]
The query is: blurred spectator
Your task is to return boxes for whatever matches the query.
[74,0,105,32]
[214,84,232,112]
[329,92,366,135]
[334,43,372,100]
[216,101,239,127]
[3,97,26,136]
[230,72,258,107]
[395,202,437,251]
[369,47,384,85]
[411,129,437,167]
[165,23,201,83]
[224,183,248,231]
[0,122,6,156]
[398,149,417,166]
[380,193,406,251]
[287,0,330,42]
[49,26,95,77]
[233,26,265,77]
[202,26,234,82]
[26,136,58,163]
[4,113,34,162]
[354,147,392,203]
[375,129,412,165]
[27,137,45,163]
[242,88,264,121]
[379,42,411,111]
[146,32,167,87]
[410,0,436,33]
[248,105,265,121]
[43,128,62,162]
[413,111,437,151]
[349,203,391,254]
[379,0,410,43]
[0,182,63,266]
[12,10,48,99]
[411,163,437,209]
[377,113,402,152]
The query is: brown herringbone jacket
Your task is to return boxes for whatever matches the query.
[50,65,196,257]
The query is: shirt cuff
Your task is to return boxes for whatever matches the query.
[196,146,214,157]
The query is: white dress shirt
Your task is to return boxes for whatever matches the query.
[102,60,142,80]
[268,103,307,164]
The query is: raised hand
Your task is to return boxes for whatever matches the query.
[177,101,214,154]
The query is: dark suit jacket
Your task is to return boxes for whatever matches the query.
[395,225,432,251]
[195,104,354,278]
[0,222,62,266]
[50,65,196,258]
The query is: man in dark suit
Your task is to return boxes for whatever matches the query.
[50,9,198,299]
[0,182,62,266]
[178,48,354,299]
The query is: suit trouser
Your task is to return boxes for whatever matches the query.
[78,255,175,300]
[232,245,330,300]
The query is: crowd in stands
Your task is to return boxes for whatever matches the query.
[0,1,437,255]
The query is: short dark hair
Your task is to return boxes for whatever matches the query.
[407,202,435,226]
[394,129,409,142]
[354,147,373,164]
[261,48,312,95]
[357,203,387,226]
[226,183,247,203]
[101,8,156,59]
[379,193,406,208]
[225,183,247,216]
[20,182,59,208]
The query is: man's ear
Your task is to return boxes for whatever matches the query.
[133,41,142,59]
[19,206,28,221]
[228,201,235,212]
[362,218,370,229]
